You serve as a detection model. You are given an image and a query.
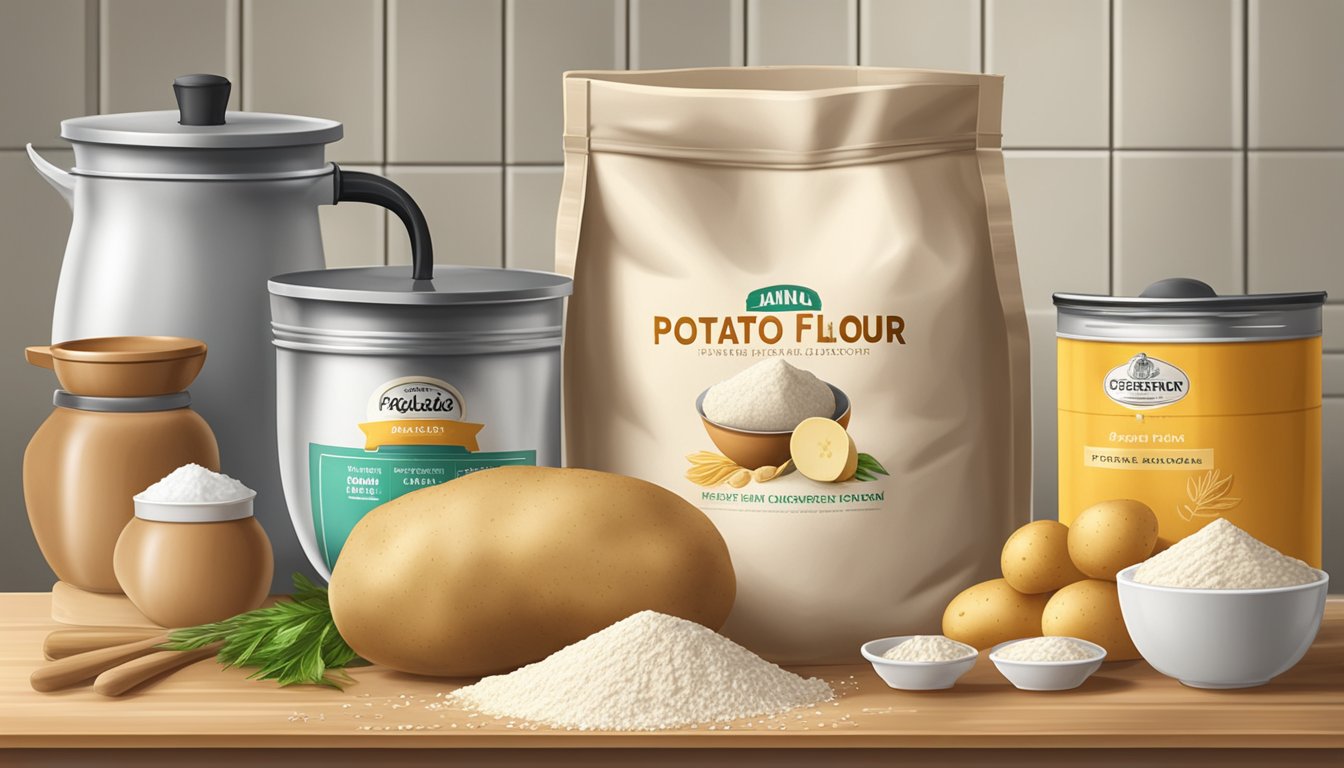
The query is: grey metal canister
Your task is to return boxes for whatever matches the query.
[269,263,572,579]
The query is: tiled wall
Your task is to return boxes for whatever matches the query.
[1,0,1341,588]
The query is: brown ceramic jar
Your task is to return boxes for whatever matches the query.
[23,392,219,593]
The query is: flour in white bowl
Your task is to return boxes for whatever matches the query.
[996,636,1098,662]
[701,359,835,432]
[448,610,832,731]
[881,635,974,662]
[139,463,253,503]
[1133,518,1318,590]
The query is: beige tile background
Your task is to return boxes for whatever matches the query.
[0,0,1340,588]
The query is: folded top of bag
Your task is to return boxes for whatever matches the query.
[562,67,1002,167]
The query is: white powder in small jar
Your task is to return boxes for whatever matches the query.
[1133,518,1318,590]
[139,463,253,503]
[702,359,836,432]
[881,635,975,662]
[995,636,1098,662]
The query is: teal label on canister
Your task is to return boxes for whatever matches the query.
[308,443,535,570]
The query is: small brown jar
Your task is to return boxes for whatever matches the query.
[114,493,273,627]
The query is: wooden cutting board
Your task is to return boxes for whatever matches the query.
[1,593,1341,764]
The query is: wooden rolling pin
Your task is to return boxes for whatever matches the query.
[31,634,168,692]
[44,628,165,660]
[94,644,220,697]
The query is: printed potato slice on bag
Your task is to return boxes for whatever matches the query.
[556,67,1030,663]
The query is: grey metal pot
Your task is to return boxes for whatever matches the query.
[28,75,434,589]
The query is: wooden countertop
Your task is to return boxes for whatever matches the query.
[2,593,1342,760]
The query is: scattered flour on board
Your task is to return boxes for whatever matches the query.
[995,636,1098,662]
[139,463,253,503]
[701,359,835,432]
[448,611,833,731]
[881,636,974,662]
[1133,518,1318,589]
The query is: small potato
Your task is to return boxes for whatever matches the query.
[1067,499,1159,580]
[1042,579,1140,661]
[1001,520,1086,594]
[942,578,1051,650]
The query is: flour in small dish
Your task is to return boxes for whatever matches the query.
[702,359,835,432]
[1133,518,1318,589]
[996,636,1098,662]
[881,635,974,662]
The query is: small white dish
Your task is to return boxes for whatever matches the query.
[860,636,979,691]
[989,637,1106,691]
[1117,564,1328,689]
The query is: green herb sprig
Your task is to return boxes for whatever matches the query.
[161,573,364,689]
[852,453,890,483]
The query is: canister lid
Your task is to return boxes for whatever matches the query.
[1054,279,1326,342]
[61,110,343,149]
[268,265,574,306]
[62,75,339,149]
[57,75,341,178]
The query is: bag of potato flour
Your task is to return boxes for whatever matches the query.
[556,67,1030,664]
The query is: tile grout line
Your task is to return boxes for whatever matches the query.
[743,0,749,66]
[92,0,100,115]
[1242,0,1250,293]
[382,0,390,266]
[853,0,859,66]
[1006,146,1344,153]
[979,0,986,74]
[500,0,508,269]
[1108,0,1115,296]
[235,0,243,110]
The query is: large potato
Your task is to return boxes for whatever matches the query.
[1042,579,1140,660]
[942,578,1051,650]
[329,466,735,677]
[1001,520,1085,594]
[1068,499,1159,580]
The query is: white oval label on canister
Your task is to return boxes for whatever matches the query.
[1103,353,1189,410]
[367,376,466,421]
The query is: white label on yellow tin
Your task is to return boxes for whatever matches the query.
[1083,446,1214,470]
[1103,353,1190,410]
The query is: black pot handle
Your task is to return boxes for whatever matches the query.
[333,165,434,280]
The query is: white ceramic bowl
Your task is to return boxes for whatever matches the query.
[1116,564,1329,689]
[988,637,1106,691]
[860,636,978,691]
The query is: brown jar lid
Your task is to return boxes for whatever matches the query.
[49,336,206,364]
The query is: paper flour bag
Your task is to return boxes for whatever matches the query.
[555,67,1030,664]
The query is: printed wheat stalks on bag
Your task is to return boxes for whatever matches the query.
[555,68,1030,663]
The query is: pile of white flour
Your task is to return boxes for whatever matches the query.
[139,463,253,503]
[996,636,1098,662]
[702,359,835,432]
[1133,519,1318,589]
[881,635,974,662]
[448,611,833,731]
